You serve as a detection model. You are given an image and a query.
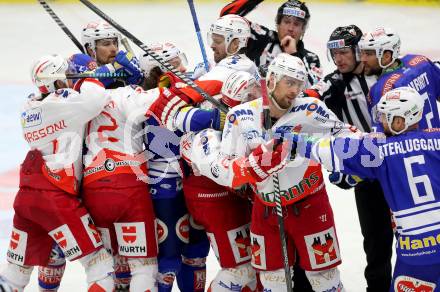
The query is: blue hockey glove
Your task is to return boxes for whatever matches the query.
[329,172,362,190]
[113,50,142,85]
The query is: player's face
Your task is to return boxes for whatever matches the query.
[95,38,119,65]
[277,16,305,43]
[272,76,304,109]
[169,56,187,73]
[331,48,356,73]
[210,33,227,63]
[360,50,381,76]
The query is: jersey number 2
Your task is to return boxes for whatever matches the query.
[403,155,435,204]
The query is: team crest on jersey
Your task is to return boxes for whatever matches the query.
[115,222,148,256]
[156,218,168,244]
[80,214,102,248]
[49,224,82,260]
[194,269,206,292]
[394,275,436,292]
[21,107,42,128]
[250,233,266,269]
[227,224,251,264]
[176,214,190,243]
[304,227,340,269]
[7,228,27,265]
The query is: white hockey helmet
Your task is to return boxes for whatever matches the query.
[139,42,188,75]
[208,15,251,55]
[81,21,121,54]
[221,71,259,107]
[30,54,70,94]
[358,27,401,68]
[375,87,425,135]
[267,53,307,90]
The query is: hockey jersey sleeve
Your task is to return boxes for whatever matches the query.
[173,106,224,132]
[220,0,264,17]
[294,133,384,180]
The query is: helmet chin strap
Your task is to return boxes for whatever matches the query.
[269,92,289,111]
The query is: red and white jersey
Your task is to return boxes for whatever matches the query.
[182,97,360,206]
[21,79,108,194]
[176,54,258,110]
[83,85,160,185]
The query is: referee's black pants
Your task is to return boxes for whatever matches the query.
[355,180,393,292]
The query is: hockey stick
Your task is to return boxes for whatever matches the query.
[37,71,127,80]
[187,0,210,72]
[79,0,229,114]
[260,78,293,292]
[121,38,135,56]
[37,0,85,54]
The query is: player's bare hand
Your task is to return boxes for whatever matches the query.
[281,36,297,54]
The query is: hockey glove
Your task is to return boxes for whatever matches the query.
[231,139,290,187]
[113,50,143,85]
[328,172,362,190]
[149,86,192,130]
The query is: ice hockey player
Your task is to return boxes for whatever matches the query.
[80,70,180,290]
[70,21,142,88]
[220,0,322,86]
[307,25,394,292]
[288,86,440,291]
[179,70,260,291]
[139,43,212,292]
[181,53,352,291]
[0,54,114,291]
[37,21,143,292]
[359,27,440,132]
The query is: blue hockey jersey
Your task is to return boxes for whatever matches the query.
[296,129,440,266]
[368,54,440,132]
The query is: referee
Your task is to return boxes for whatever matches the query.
[307,25,394,292]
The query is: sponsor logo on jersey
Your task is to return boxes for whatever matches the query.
[382,73,402,96]
[21,107,42,128]
[304,227,341,269]
[23,120,67,143]
[258,171,321,205]
[7,228,27,265]
[115,222,147,256]
[194,270,206,292]
[398,232,440,252]
[176,214,190,244]
[291,100,330,119]
[228,224,251,264]
[394,275,435,292]
[408,55,428,67]
[80,214,102,248]
[49,225,82,260]
[228,109,254,125]
[156,219,168,244]
[250,233,266,269]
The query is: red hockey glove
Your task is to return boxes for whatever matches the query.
[231,139,290,187]
[149,86,192,130]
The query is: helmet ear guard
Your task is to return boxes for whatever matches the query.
[208,15,251,56]
[358,27,401,69]
[81,21,121,55]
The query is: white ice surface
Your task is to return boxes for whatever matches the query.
[0,1,439,291]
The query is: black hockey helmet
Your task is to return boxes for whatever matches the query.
[327,25,363,62]
[327,25,363,50]
[276,0,310,27]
